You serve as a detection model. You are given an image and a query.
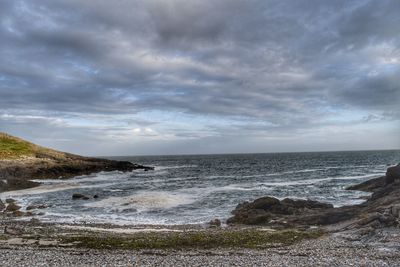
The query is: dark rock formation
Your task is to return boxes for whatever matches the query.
[0,199,5,211]
[347,164,400,192]
[26,204,47,210]
[5,202,21,212]
[72,193,90,200]
[209,218,222,227]
[227,197,336,226]
[346,176,386,192]
[385,164,400,184]
[4,225,24,235]
[228,163,400,230]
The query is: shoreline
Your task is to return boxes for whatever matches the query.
[0,217,399,266]
[0,135,399,265]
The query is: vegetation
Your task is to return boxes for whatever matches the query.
[0,132,67,160]
[0,133,34,159]
[61,229,323,250]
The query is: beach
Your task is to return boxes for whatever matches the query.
[1,134,400,266]
[1,224,399,266]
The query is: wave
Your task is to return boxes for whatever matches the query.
[85,191,196,212]
[153,165,198,170]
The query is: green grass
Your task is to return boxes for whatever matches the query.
[60,229,323,250]
[0,134,34,159]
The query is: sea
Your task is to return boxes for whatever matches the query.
[2,150,399,225]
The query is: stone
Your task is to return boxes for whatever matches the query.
[391,204,400,218]
[209,218,221,227]
[5,202,21,212]
[5,198,15,204]
[72,193,90,200]
[12,211,26,217]
[30,218,40,224]
[0,199,5,211]
[26,204,47,210]
[228,196,335,225]
[93,195,99,199]
[4,226,24,235]
[386,164,400,184]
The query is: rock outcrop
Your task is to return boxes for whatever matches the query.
[0,132,153,192]
[0,199,5,211]
[228,164,400,230]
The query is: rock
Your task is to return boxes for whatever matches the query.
[12,211,26,217]
[72,193,90,200]
[0,199,5,211]
[391,204,400,218]
[93,195,99,199]
[5,198,15,204]
[121,208,137,213]
[357,213,380,226]
[26,204,47,210]
[386,164,400,184]
[5,202,21,212]
[30,218,40,224]
[4,226,24,235]
[209,219,221,227]
[346,176,386,192]
[228,196,335,226]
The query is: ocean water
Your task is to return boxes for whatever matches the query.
[2,150,399,225]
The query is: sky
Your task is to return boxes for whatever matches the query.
[0,0,399,156]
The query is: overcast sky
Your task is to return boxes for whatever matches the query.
[0,0,399,156]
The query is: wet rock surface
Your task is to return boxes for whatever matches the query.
[0,200,4,211]
[228,164,400,233]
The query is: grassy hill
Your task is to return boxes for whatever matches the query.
[0,132,65,160]
[0,132,152,192]
[0,133,35,159]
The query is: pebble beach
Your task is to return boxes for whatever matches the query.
[1,236,399,267]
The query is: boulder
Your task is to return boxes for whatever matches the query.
[4,226,24,235]
[0,199,5,211]
[12,210,26,217]
[228,196,335,226]
[72,193,90,200]
[346,176,386,192]
[5,198,15,204]
[386,164,400,184]
[209,218,222,227]
[26,204,47,210]
[30,218,40,224]
[5,202,21,212]
[391,204,400,218]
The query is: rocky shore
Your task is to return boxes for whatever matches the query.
[0,133,398,266]
[0,132,153,192]
[227,164,400,238]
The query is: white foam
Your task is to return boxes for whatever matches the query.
[154,165,198,170]
[0,183,81,198]
[0,182,116,198]
[85,191,196,211]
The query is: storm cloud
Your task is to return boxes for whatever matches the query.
[0,0,399,155]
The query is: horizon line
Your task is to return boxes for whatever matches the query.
[97,148,400,158]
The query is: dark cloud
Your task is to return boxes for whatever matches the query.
[0,0,399,154]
